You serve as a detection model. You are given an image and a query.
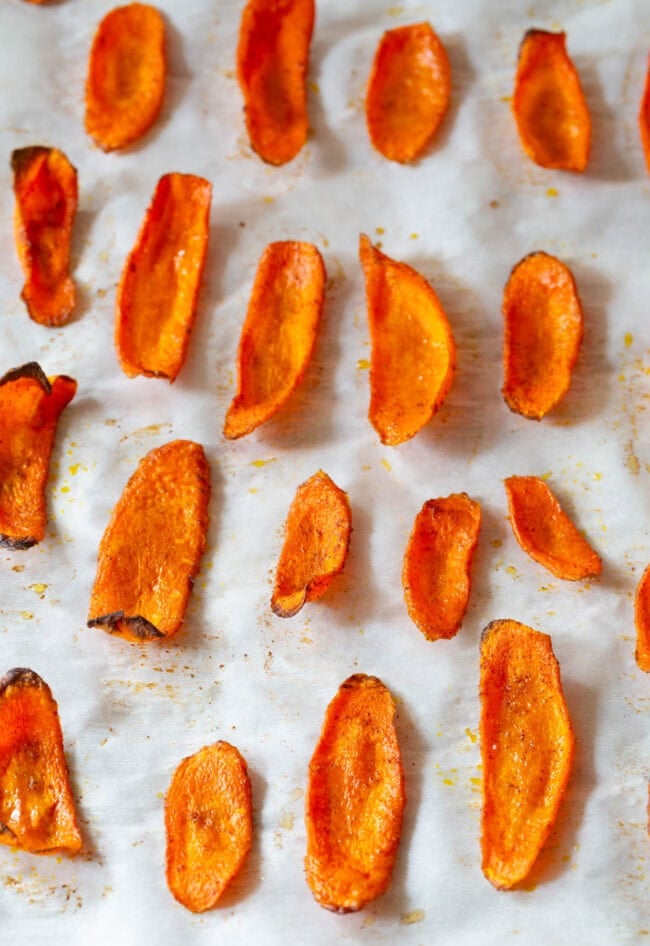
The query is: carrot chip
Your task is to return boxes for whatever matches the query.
[639,56,650,173]
[634,564,650,672]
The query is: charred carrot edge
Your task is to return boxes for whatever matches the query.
[359,234,456,446]
[85,3,166,152]
[505,475,601,581]
[639,57,650,173]
[165,741,253,913]
[512,29,590,172]
[502,251,583,420]
[0,668,82,855]
[0,363,76,549]
[115,173,212,382]
[223,241,326,439]
[480,620,574,889]
[271,470,352,618]
[634,564,650,672]
[12,147,78,327]
[403,493,481,641]
[237,0,314,165]
[305,674,405,912]
[87,440,210,643]
[366,22,451,163]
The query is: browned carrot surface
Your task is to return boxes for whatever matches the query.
[224,241,325,439]
[366,22,451,163]
[165,741,252,913]
[115,173,211,381]
[87,440,210,642]
[0,668,82,855]
[85,3,166,152]
[634,564,650,672]
[640,56,650,172]
[502,251,583,420]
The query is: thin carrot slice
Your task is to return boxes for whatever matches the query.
[512,29,590,172]
[87,440,210,643]
[305,674,405,912]
[634,564,650,672]
[366,22,451,163]
[639,56,650,172]
[237,0,314,165]
[223,242,325,439]
[165,741,252,913]
[359,234,455,446]
[271,470,351,618]
[502,251,583,420]
[0,363,76,549]
[505,475,601,581]
[403,493,481,641]
[115,173,211,382]
[12,147,78,327]
[0,668,82,855]
[480,619,574,889]
[85,3,166,152]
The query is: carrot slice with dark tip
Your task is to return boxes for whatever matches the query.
[634,564,650,672]
[366,22,451,163]
[87,440,210,643]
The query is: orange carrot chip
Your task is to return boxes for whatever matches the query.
[639,56,650,173]
[634,564,650,672]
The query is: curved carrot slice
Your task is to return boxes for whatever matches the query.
[359,234,455,446]
[237,0,314,165]
[87,440,210,643]
[634,564,650,672]
[0,363,76,549]
[115,173,211,381]
[640,57,650,173]
[512,29,590,172]
[502,251,583,420]
[305,674,405,912]
[224,241,325,439]
[272,470,351,618]
[12,147,77,327]
[480,619,574,889]
[165,741,252,913]
[366,22,451,163]
[0,668,82,855]
[85,3,166,152]
[505,475,601,581]
[403,493,481,641]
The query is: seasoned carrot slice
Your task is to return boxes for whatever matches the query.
[0,668,82,855]
[224,242,325,439]
[480,619,574,889]
[305,674,405,912]
[165,741,252,913]
[502,251,583,420]
[0,363,76,549]
[513,29,590,172]
[634,564,650,672]
[505,475,601,581]
[87,440,210,643]
[85,3,166,152]
[359,235,455,446]
[237,0,314,165]
[271,470,351,618]
[366,22,451,163]
[12,147,77,328]
[115,173,211,382]
[403,493,481,641]
[640,57,650,173]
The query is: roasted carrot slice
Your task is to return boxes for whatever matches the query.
[237,0,314,165]
[0,363,76,549]
[87,440,210,643]
[640,57,650,172]
[223,241,325,439]
[403,493,481,641]
[271,470,351,618]
[502,251,583,420]
[85,3,166,152]
[166,741,252,913]
[115,173,211,382]
[359,235,455,446]
[634,564,650,672]
[0,668,82,855]
[505,475,601,581]
[12,147,78,327]
[305,674,405,912]
[480,619,574,889]
[513,29,590,172]
[366,22,451,163]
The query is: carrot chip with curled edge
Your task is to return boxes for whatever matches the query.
[634,564,650,672]
[639,57,650,173]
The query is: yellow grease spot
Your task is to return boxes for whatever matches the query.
[490,539,502,549]
[546,187,559,197]
[251,458,276,468]
[465,728,478,743]
[381,458,392,472]
[69,463,87,476]
[308,80,320,93]
[249,488,259,494]
[12,565,25,573]
[301,635,313,644]
[20,612,33,620]
[400,909,425,925]
[625,332,634,347]
[410,232,418,240]
[505,565,518,576]
[29,584,47,595]
[501,95,512,103]
[470,777,481,786]
[540,471,552,481]
[593,472,602,480]
[387,5,404,15]
[356,359,370,370]
[60,485,70,494]
[263,196,275,204]
[443,778,456,786]
[279,812,294,831]
[375,226,385,235]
